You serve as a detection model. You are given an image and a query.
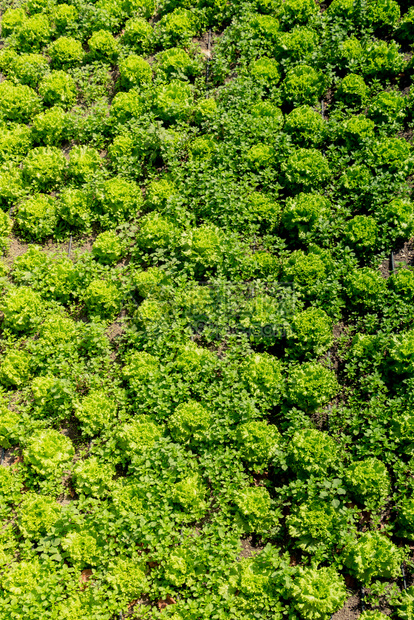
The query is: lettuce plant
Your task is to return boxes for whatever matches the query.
[344,457,390,509]
[76,391,117,436]
[336,74,368,107]
[0,407,20,447]
[0,81,41,122]
[0,123,32,163]
[32,107,68,146]
[55,4,78,34]
[68,145,101,183]
[287,363,338,411]
[343,215,378,251]
[18,494,61,538]
[283,65,325,106]
[73,457,115,498]
[156,8,198,48]
[92,231,123,264]
[282,148,331,190]
[1,286,43,332]
[344,531,404,583]
[8,53,49,88]
[39,71,77,109]
[156,47,202,80]
[49,37,84,69]
[287,428,339,476]
[13,14,51,52]
[16,194,58,239]
[0,351,31,388]
[61,530,99,567]
[172,473,207,518]
[290,566,348,620]
[88,29,118,63]
[235,420,281,472]
[136,212,180,250]
[284,106,325,146]
[382,198,414,241]
[105,556,148,601]
[24,429,74,476]
[23,147,67,190]
[282,193,332,236]
[1,7,26,37]
[345,268,387,309]
[287,307,333,359]
[119,55,152,90]
[287,500,355,554]
[57,187,92,230]
[397,585,414,620]
[110,89,144,124]
[154,80,194,123]
[117,416,164,458]
[242,352,284,403]
[397,496,414,539]
[121,17,154,54]
[98,176,143,221]
[168,401,211,443]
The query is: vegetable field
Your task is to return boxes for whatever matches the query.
[2,0,414,617]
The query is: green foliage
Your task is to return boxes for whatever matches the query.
[397,586,414,620]
[282,193,332,236]
[39,71,77,109]
[49,37,84,69]
[290,566,348,620]
[88,30,119,63]
[68,145,101,183]
[8,53,49,88]
[344,457,390,509]
[17,194,58,239]
[76,390,117,436]
[336,74,368,107]
[73,457,115,497]
[343,215,378,251]
[344,531,404,583]
[156,47,202,80]
[24,429,74,476]
[345,268,387,309]
[0,81,41,122]
[84,279,122,319]
[156,8,198,48]
[23,147,67,190]
[154,80,194,122]
[119,54,152,89]
[0,407,20,446]
[136,212,179,249]
[32,107,68,146]
[121,17,154,53]
[1,0,414,612]
[282,149,331,190]
[18,494,61,538]
[284,105,325,146]
[235,420,281,472]
[287,307,333,358]
[1,286,43,332]
[283,65,325,106]
[168,400,211,443]
[1,7,26,37]
[13,14,51,52]
[287,428,339,476]
[0,350,31,387]
[234,486,279,534]
[92,231,123,264]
